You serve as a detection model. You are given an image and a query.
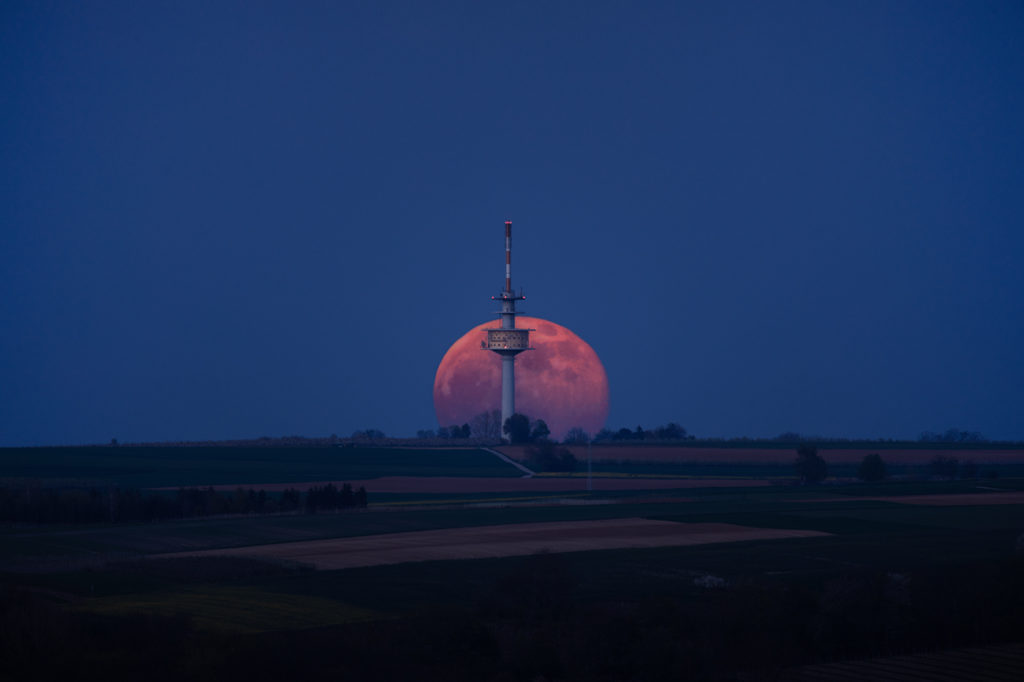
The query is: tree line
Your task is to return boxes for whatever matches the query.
[592,422,692,442]
[407,419,999,447]
[420,414,695,445]
[918,428,987,443]
[0,483,367,524]
[793,445,991,484]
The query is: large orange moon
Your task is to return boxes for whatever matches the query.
[433,316,609,440]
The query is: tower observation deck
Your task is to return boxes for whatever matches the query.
[482,220,532,435]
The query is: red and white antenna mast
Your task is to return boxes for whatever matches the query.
[505,219,513,293]
[483,220,532,437]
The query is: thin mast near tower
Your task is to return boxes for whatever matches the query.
[482,220,532,438]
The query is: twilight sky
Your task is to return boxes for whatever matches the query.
[2,1,1022,445]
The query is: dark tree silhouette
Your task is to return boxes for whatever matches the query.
[794,444,828,484]
[530,419,551,442]
[526,441,577,472]
[280,488,301,511]
[614,427,635,440]
[858,453,887,482]
[929,455,960,479]
[653,423,688,440]
[445,424,468,438]
[503,413,531,444]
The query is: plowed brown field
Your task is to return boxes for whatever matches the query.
[158,518,828,570]
[189,476,769,493]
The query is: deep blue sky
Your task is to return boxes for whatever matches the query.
[2,1,1022,445]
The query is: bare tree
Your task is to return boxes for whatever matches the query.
[564,427,590,444]
[471,409,502,440]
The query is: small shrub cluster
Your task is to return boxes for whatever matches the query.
[929,455,979,479]
[794,444,828,483]
[526,442,578,472]
[858,453,887,481]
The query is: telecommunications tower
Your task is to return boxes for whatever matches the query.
[482,220,532,435]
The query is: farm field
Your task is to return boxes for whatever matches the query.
[497,443,1024,480]
[76,584,380,634]
[6,485,1024,680]
[781,642,1024,681]
[0,491,806,570]
[4,445,1024,680]
[4,473,1024,570]
[161,518,829,569]
[499,443,1024,465]
[0,445,521,488]
[196,475,770,493]
[7,443,1023,493]
[803,491,1024,506]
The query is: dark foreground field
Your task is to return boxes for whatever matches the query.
[500,443,1024,480]
[0,445,521,489]
[3,445,1024,681]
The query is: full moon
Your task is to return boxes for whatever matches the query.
[433,316,609,440]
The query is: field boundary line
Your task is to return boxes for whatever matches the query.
[482,447,535,477]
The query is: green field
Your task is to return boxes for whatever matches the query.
[0,491,784,566]
[5,444,1019,491]
[0,445,521,488]
[10,484,1024,612]
[4,477,1022,567]
[76,584,380,633]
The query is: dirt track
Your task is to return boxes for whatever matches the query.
[157,518,828,570]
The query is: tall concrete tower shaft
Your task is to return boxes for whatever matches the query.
[482,221,531,437]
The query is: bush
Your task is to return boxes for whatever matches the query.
[794,445,828,484]
[929,455,960,479]
[503,413,531,444]
[858,453,887,482]
[526,441,578,472]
